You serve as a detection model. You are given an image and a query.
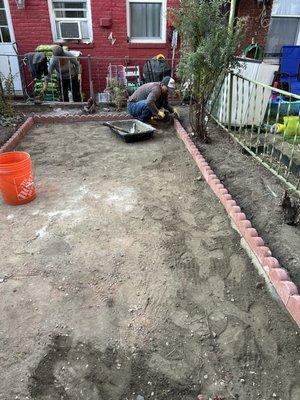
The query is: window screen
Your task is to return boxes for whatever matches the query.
[52,1,90,40]
[266,17,300,55]
[272,0,300,16]
[130,2,162,39]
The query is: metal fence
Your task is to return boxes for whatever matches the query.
[0,53,179,103]
[209,72,300,194]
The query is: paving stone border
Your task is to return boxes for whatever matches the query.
[0,112,130,153]
[1,114,299,327]
[174,120,300,328]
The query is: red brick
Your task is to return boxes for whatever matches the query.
[286,295,300,327]
[253,245,272,261]
[237,0,273,52]
[274,281,298,306]
[263,257,280,269]
[268,268,289,283]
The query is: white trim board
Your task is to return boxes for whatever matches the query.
[47,0,93,43]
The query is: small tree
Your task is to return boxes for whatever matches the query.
[107,78,127,111]
[171,0,244,142]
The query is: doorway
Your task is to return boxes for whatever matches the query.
[0,0,23,95]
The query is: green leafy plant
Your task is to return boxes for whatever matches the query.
[174,81,190,105]
[171,0,245,141]
[107,78,127,111]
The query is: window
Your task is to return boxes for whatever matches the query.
[266,0,300,56]
[127,0,166,43]
[49,0,92,42]
[0,0,11,43]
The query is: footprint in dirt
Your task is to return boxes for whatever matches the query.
[28,335,131,400]
[29,334,199,400]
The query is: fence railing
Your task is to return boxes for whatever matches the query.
[0,53,179,103]
[209,72,300,194]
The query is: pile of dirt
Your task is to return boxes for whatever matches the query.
[178,106,300,290]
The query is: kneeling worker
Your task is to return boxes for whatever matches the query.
[127,76,178,122]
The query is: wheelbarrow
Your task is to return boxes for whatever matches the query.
[103,119,156,142]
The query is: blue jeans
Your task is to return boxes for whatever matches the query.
[127,100,153,122]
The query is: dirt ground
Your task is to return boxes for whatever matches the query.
[0,122,300,400]
[178,107,300,291]
[0,113,26,147]
[0,104,113,147]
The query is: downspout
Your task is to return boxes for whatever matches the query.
[228,0,237,31]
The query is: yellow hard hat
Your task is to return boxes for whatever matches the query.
[155,53,165,60]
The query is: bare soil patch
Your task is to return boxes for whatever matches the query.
[179,106,300,291]
[0,113,26,147]
[0,121,299,400]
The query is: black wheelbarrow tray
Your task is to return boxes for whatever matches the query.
[103,119,156,142]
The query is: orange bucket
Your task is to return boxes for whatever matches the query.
[0,151,36,205]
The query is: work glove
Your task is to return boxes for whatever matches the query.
[157,110,165,120]
[173,108,180,119]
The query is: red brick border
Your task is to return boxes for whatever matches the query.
[0,112,131,154]
[1,115,299,327]
[174,120,300,328]
[0,116,35,153]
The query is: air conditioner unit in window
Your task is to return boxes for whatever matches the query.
[59,21,82,40]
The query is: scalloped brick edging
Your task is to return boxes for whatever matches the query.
[174,120,300,328]
[0,112,131,154]
[0,116,35,153]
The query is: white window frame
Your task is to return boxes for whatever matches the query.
[0,0,15,44]
[126,0,167,44]
[48,0,93,43]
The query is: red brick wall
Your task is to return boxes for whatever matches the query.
[237,0,273,53]
[8,0,179,95]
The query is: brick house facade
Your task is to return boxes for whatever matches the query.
[5,0,180,96]
[9,0,180,59]
[1,0,299,98]
[237,0,273,52]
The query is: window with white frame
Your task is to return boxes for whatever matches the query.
[265,0,300,56]
[0,0,11,43]
[49,0,92,42]
[127,0,166,43]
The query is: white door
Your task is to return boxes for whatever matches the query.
[0,0,23,95]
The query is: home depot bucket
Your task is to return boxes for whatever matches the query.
[0,152,36,205]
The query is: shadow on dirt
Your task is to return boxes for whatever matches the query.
[28,334,200,400]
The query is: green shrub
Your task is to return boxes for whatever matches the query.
[171,0,245,141]
[107,78,127,111]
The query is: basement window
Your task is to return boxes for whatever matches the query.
[127,0,166,43]
[49,0,93,43]
[265,0,300,56]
